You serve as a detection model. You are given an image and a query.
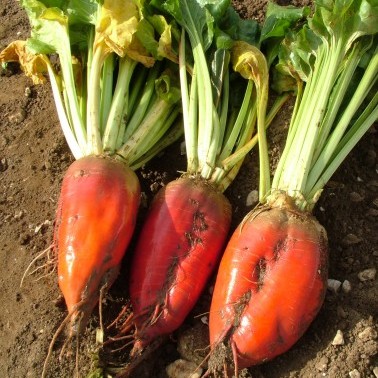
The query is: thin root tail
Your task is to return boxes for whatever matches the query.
[20,245,55,288]
[41,306,85,378]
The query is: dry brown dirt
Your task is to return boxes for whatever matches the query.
[0,1,377,377]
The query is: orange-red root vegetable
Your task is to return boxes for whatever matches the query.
[55,155,140,335]
[208,196,328,373]
[116,176,231,355]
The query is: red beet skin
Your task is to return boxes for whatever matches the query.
[127,176,232,352]
[209,201,328,369]
[56,155,140,334]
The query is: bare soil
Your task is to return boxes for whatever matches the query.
[0,1,377,377]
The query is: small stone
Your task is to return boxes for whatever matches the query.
[326,180,343,189]
[315,356,329,371]
[0,136,8,147]
[342,280,352,294]
[367,208,378,217]
[166,359,202,378]
[373,197,378,208]
[246,190,259,207]
[373,366,378,378]
[14,210,24,219]
[332,330,345,346]
[358,326,377,341]
[150,182,160,193]
[34,224,43,234]
[342,233,362,245]
[349,369,361,378]
[327,279,342,294]
[349,192,364,202]
[34,220,51,234]
[200,316,208,325]
[358,268,376,282]
[367,180,378,188]
[8,109,26,124]
[24,86,31,97]
[0,157,8,172]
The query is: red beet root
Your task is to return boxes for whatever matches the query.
[209,195,328,372]
[120,176,231,354]
[56,155,140,335]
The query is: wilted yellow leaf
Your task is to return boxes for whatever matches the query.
[94,0,154,66]
[157,20,177,63]
[95,0,138,56]
[0,40,49,84]
[126,35,155,67]
[232,41,268,87]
